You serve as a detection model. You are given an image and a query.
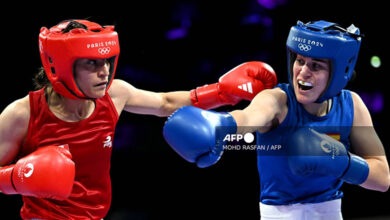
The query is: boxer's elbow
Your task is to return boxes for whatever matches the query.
[382,174,390,192]
[158,103,176,117]
[155,97,179,117]
[379,161,390,192]
[373,167,390,192]
[360,157,390,192]
[360,174,389,192]
[373,169,390,193]
[376,176,390,192]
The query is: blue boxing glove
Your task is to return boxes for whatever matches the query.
[287,127,369,185]
[163,106,237,168]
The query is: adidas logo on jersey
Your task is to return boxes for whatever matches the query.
[238,82,253,94]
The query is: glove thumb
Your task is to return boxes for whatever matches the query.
[196,151,223,168]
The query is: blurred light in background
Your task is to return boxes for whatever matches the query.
[257,0,289,9]
[370,55,381,68]
[166,27,188,40]
[242,13,273,26]
[165,2,195,40]
[359,92,384,113]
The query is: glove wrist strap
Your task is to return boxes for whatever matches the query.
[191,83,224,109]
[341,153,369,185]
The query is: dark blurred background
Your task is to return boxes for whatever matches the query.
[1,0,388,219]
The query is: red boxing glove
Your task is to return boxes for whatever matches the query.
[0,145,75,200]
[191,61,277,109]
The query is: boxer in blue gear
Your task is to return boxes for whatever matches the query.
[163,20,390,219]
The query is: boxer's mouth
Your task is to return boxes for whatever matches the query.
[298,80,313,91]
[94,81,108,87]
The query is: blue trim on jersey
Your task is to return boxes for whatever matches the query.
[256,83,354,205]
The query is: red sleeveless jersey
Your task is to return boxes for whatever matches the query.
[19,88,118,219]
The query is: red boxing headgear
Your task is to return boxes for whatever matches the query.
[39,19,120,99]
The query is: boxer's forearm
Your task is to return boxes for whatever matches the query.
[158,91,191,117]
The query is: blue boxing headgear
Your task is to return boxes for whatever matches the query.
[286,20,362,102]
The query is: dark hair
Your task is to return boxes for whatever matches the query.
[33,20,89,90]
[33,67,50,90]
[60,20,88,33]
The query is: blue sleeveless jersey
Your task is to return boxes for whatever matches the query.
[256,83,354,205]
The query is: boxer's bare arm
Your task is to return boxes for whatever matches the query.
[108,79,191,117]
[350,92,390,192]
[230,87,287,134]
[0,96,30,166]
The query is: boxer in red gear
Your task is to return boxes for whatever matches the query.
[0,19,277,219]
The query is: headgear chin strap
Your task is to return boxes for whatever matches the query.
[39,19,120,100]
[286,20,362,103]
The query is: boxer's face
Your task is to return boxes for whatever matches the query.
[292,54,330,104]
[74,58,111,98]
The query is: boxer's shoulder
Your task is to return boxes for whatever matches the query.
[349,91,372,127]
[107,79,135,114]
[1,95,30,124]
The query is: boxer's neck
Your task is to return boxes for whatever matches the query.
[303,99,332,117]
[46,87,95,122]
